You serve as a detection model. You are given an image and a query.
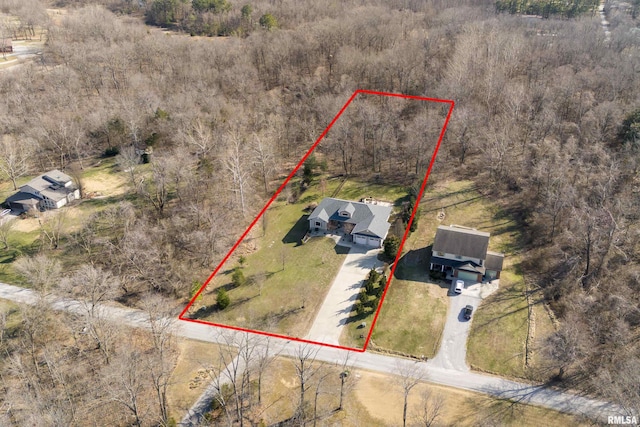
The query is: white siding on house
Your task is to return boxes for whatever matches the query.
[354,234,380,248]
[310,219,327,230]
[354,235,367,246]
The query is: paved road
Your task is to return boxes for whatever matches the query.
[428,280,498,372]
[305,242,382,345]
[0,41,43,72]
[0,283,623,425]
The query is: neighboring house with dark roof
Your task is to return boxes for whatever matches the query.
[308,197,392,248]
[5,170,80,212]
[429,224,504,282]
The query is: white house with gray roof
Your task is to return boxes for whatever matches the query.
[5,170,80,212]
[429,224,504,282]
[308,198,392,248]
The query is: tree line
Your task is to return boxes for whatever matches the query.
[0,0,638,417]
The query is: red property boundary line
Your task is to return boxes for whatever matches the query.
[179,89,455,353]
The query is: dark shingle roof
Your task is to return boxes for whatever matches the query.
[433,225,490,260]
[5,192,39,205]
[431,256,485,274]
[485,251,505,271]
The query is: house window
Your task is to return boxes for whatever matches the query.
[315,222,321,226]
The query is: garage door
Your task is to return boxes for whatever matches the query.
[354,235,368,246]
[457,271,479,282]
[367,237,380,247]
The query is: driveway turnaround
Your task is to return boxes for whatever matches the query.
[428,280,498,371]
[305,243,382,346]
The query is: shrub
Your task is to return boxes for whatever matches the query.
[232,267,246,287]
[354,299,366,316]
[190,280,202,299]
[383,235,401,259]
[376,275,387,297]
[365,279,376,295]
[259,13,278,30]
[409,211,419,232]
[216,289,230,309]
[368,268,380,284]
[104,146,120,157]
[619,107,640,145]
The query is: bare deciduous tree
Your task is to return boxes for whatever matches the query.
[416,388,445,427]
[0,134,32,190]
[225,133,252,217]
[14,255,62,294]
[292,343,321,421]
[0,218,15,249]
[395,361,426,427]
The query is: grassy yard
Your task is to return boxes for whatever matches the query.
[193,193,349,338]
[335,179,408,205]
[369,179,553,373]
[355,371,583,427]
[368,263,448,357]
[0,158,131,285]
[192,175,409,339]
[248,357,387,427]
[166,339,236,422]
[467,267,529,378]
[0,299,22,334]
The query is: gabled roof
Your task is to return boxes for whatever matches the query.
[485,251,505,272]
[308,197,392,238]
[433,225,490,260]
[312,207,329,223]
[340,202,355,216]
[352,214,391,239]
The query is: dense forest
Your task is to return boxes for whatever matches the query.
[0,0,639,424]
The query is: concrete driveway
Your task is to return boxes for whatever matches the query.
[427,280,498,372]
[305,242,382,346]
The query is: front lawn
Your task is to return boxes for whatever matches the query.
[192,175,409,339]
[369,179,550,373]
[193,198,349,338]
[467,266,535,379]
[368,263,448,357]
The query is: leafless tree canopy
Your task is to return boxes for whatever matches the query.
[0,0,638,421]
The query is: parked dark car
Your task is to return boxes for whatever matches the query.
[463,305,473,320]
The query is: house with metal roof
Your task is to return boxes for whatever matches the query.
[308,198,392,248]
[429,224,504,282]
[5,170,80,212]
